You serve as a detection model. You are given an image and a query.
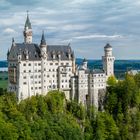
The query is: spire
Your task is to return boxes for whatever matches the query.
[40,30,46,45]
[12,37,14,43]
[25,10,32,29]
[7,49,10,56]
[12,37,15,46]
[83,58,87,62]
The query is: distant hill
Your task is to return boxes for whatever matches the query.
[0,60,8,68]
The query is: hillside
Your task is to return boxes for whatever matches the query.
[0,73,140,140]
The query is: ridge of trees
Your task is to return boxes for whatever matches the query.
[0,73,140,139]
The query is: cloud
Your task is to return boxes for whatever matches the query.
[73,34,124,40]
[0,0,140,60]
[3,28,16,34]
[6,0,40,6]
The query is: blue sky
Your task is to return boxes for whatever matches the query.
[0,0,140,60]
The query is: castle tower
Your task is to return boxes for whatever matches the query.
[23,11,32,44]
[40,31,47,94]
[82,58,88,70]
[40,31,47,58]
[102,43,115,78]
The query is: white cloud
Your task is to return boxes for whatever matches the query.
[3,28,16,34]
[69,0,96,5]
[73,34,124,40]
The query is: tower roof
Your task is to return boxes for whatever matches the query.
[40,31,46,45]
[104,43,112,49]
[83,58,87,62]
[25,11,32,29]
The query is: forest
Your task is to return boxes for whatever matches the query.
[0,73,140,140]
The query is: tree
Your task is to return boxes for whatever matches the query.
[107,76,117,86]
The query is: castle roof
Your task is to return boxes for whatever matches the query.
[91,69,104,74]
[104,43,112,49]
[40,31,46,46]
[25,12,32,29]
[8,43,74,61]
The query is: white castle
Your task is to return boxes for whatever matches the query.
[7,13,115,109]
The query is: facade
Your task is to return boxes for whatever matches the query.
[7,13,115,109]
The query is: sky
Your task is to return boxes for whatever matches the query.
[0,0,140,60]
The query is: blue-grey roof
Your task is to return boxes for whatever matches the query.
[104,43,112,49]
[25,14,32,29]
[40,31,46,45]
[8,43,74,61]
[91,69,105,74]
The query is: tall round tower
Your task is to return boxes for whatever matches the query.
[102,43,115,78]
[23,11,32,44]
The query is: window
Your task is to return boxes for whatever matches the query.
[23,63,26,66]
[31,87,33,90]
[38,63,41,66]
[28,63,31,66]
[23,76,26,79]
[50,63,53,65]
[23,70,26,72]
[29,70,31,72]
[55,63,58,65]
[23,82,26,85]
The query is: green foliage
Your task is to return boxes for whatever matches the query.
[45,90,65,113]
[107,76,117,86]
[67,101,85,120]
[105,73,140,140]
[0,76,140,140]
[93,112,119,140]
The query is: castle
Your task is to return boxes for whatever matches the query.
[7,13,115,109]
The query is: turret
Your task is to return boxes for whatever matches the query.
[12,37,15,47]
[40,31,47,58]
[82,58,88,70]
[23,11,32,44]
[102,43,115,78]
